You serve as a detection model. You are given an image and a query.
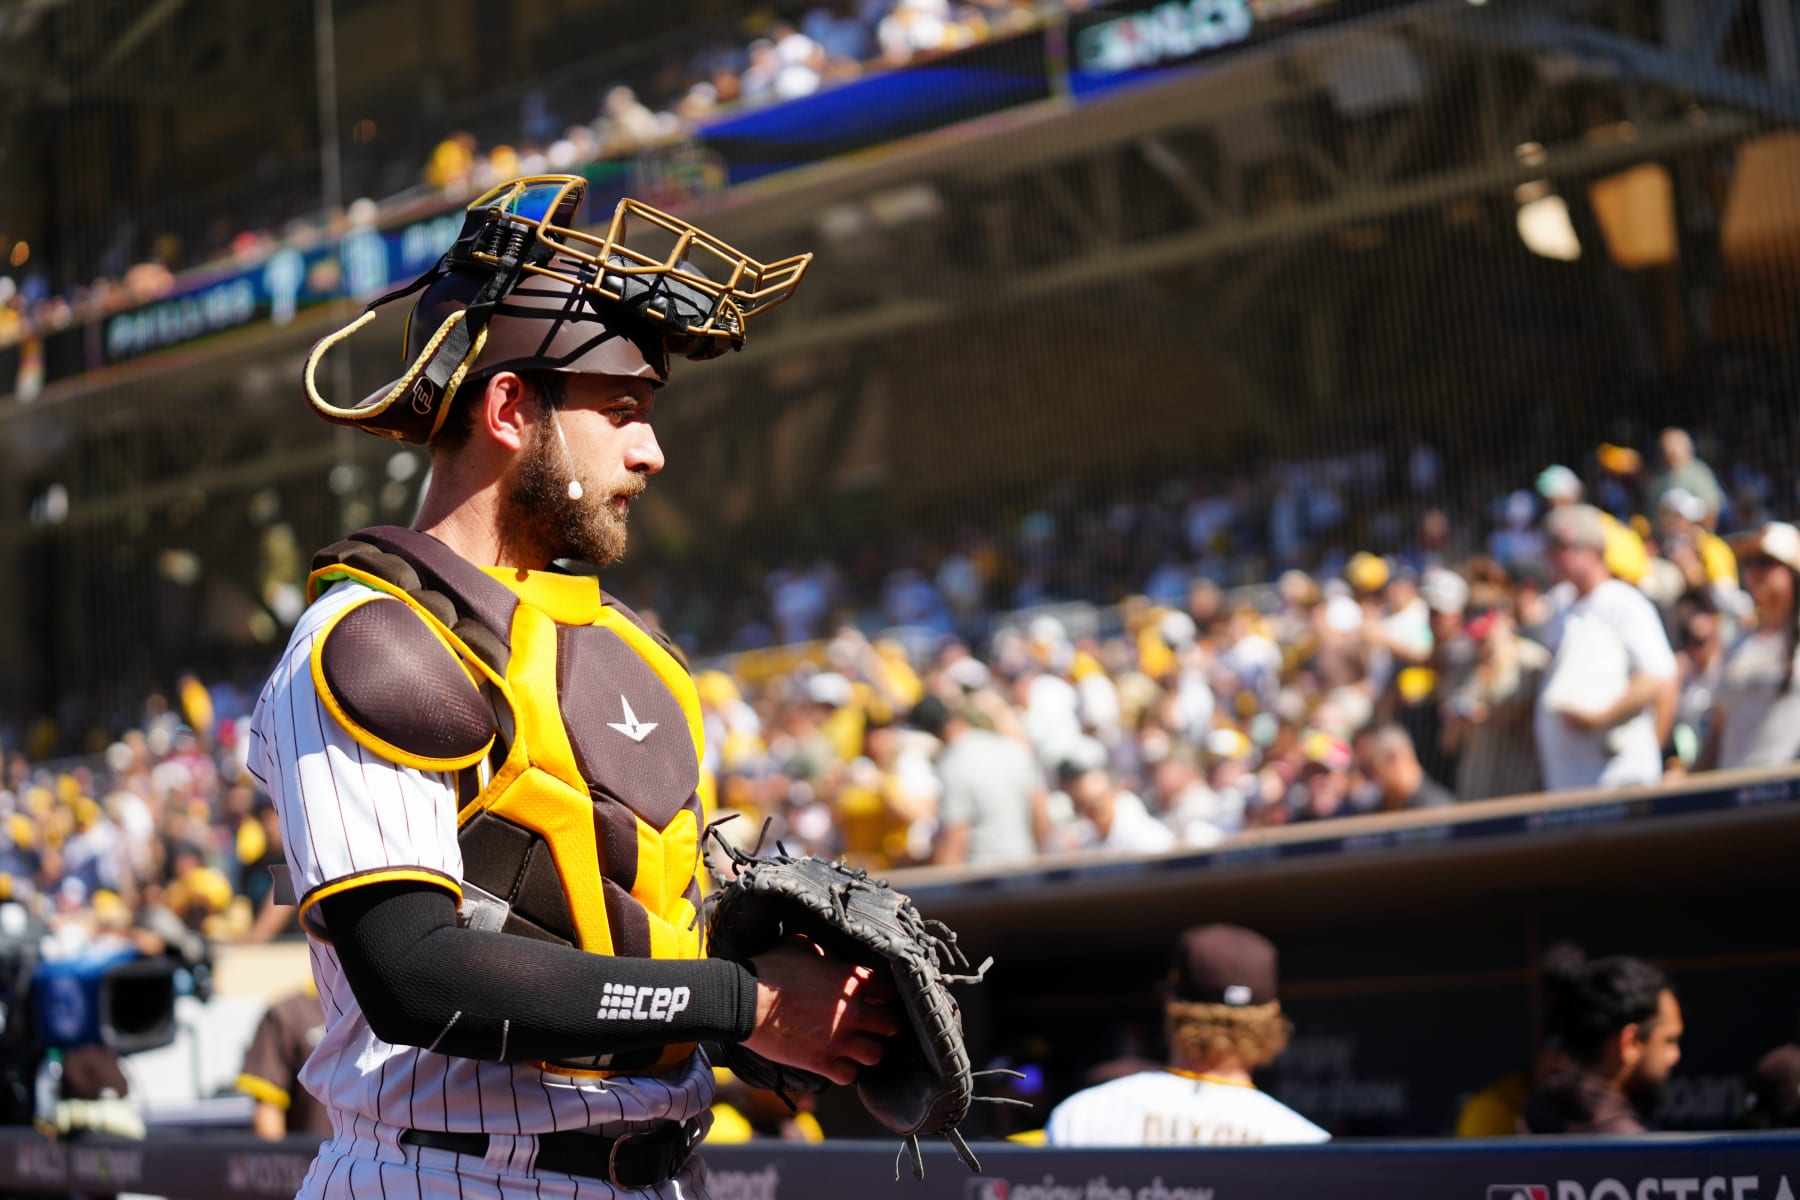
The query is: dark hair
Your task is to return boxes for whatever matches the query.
[1544,949,1671,1064]
[432,367,568,453]
[907,695,951,739]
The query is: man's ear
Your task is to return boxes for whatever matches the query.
[1616,1022,1645,1068]
[479,371,532,452]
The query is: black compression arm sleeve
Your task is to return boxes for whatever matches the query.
[317,881,759,1063]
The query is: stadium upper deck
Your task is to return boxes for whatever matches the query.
[1,0,1797,728]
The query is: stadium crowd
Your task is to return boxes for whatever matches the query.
[0,0,1055,356]
[2,423,1795,947]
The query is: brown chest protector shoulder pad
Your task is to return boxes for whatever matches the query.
[316,597,496,769]
[310,527,520,770]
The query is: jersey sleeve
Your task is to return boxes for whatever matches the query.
[249,581,466,938]
[236,1000,300,1109]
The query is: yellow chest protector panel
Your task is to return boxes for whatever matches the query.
[306,526,706,1075]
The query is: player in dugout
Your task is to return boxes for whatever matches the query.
[1045,924,1328,1145]
[252,176,899,1198]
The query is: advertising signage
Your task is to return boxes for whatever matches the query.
[0,208,468,402]
[98,210,465,367]
[1066,0,1422,100]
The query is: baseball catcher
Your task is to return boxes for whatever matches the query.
[253,175,937,1200]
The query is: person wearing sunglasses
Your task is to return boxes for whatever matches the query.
[254,178,895,1200]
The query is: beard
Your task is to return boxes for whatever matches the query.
[1621,1064,1669,1119]
[500,418,644,567]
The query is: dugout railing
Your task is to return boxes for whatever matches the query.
[0,1127,1795,1200]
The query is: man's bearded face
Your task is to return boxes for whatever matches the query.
[502,414,644,566]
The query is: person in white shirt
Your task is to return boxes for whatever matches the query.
[1534,505,1678,790]
[1046,925,1329,1146]
[1057,737,1175,856]
[1711,522,1800,769]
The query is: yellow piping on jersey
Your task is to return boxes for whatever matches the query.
[235,1073,291,1110]
[1164,1068,1259,1089]
[298,867,465,929]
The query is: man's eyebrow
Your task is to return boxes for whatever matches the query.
[609,393,655,417]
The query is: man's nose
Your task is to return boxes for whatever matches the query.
[626,424,665,474]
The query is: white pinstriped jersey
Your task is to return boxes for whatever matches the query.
[250,581,714,1198]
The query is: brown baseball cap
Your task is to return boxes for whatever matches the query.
[1169,924,1278,1007]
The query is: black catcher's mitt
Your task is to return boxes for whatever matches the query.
[704,820,1013,1178]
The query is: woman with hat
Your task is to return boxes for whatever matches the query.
[1709,522,1800,769]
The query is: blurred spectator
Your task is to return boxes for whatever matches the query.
[1522,953,1682,1134]
[836,714,939,866]
[880,566,951,634]
[1153,743,1238,848]
[771,24,827,100]
[738,39,783,106]
[1044,925,1328,1145]
[1538,464,1650,586]
[1020,620,1086,768]
[1534,505,1677,791]
[879,0,962,64]
[768,562,837,645]
[1053,737,1175,856]
[1490,491,1545,570]
[1395,565,1473,788]
[1444,595,1549,800]
[599,86,663,149]
[1650,428,1726,530]
[1656,489,1738,600]
[1710,522,1800,769]
[237,986,331,1140]
[910,695,1046,867]
[1291,732,1355,822]
[1594,442,1646,515]
[1358,560,1432,701]
[1352,724,1453,812]
[423,133,478,193]
[1743,1043,1800,1130]
[1669,590,1726,771]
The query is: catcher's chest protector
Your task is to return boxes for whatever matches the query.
[306,526,705,1074]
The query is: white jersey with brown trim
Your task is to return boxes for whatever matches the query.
[248,580,714,1152]
[1045,1069,1330,1147]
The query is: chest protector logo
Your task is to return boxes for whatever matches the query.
[608,696,658,742]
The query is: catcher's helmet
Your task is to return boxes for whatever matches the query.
[305,175,811,443]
